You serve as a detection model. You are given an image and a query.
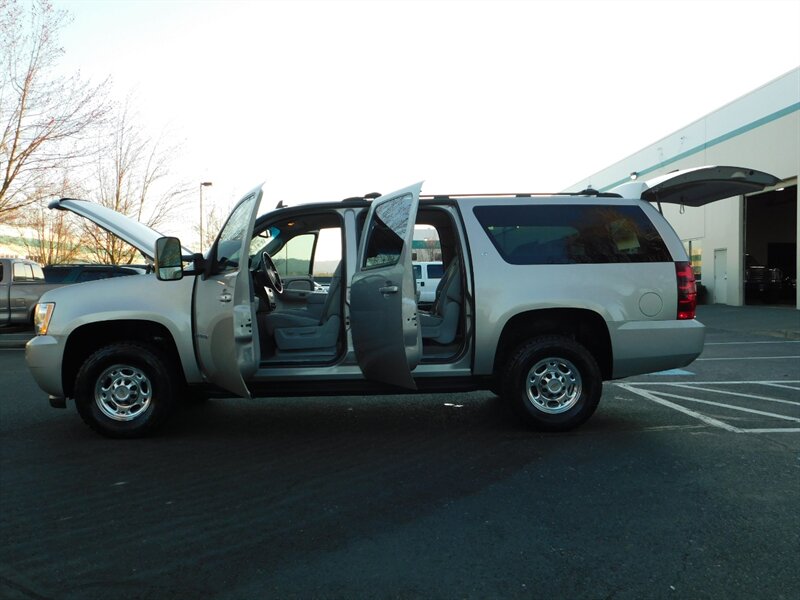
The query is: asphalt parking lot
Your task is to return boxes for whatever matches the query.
[1,305,798,599]
[619,304,799,434]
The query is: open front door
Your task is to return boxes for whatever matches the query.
[193,186,263,398]
[351,182,423,389]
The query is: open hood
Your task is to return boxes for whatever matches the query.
[610,166,780,207]
[49,198,194,260]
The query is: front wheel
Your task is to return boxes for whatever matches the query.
[74,342,179,438]
[502,335,602,432]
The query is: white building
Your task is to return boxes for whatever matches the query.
[570,68,799,309]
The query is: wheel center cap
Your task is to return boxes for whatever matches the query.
[546,379,563,394]
[114,387,131,402]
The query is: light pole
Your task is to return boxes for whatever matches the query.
[199,181,213,252]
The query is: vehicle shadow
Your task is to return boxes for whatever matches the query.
[2,392,693,600]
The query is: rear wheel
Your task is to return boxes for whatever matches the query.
[74,342,178,438]
[502,335,601,431]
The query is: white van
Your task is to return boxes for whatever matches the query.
[413,261,444,303]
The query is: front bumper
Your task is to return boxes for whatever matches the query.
[25,335,65,398]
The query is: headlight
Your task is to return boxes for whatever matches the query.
[34,302,55,335]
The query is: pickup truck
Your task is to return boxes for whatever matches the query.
[0,258,62,327]
[25,166,780,438]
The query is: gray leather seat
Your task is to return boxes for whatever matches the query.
[419,256,462,344]
[262,264,342,350]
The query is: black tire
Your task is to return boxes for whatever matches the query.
[74,342,179,438]
[502,335,602,432]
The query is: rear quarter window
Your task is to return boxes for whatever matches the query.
[473,204,671,264]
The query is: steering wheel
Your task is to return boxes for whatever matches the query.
[260,251,284,294]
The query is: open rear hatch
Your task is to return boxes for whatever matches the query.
[612,166,780,206]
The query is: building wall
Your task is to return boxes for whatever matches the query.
[570,68,800,309]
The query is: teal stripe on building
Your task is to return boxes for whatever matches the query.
[599,102,800,192]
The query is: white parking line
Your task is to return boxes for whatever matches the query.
[740,428,800,433]
[629,380,800,386]
[696,355,800,361]
[664,383,800,407]
[647,390,800,423]
[616,384,741,432]
[617,381,800,434]
[762,382,800,391]
[704,341,800,345]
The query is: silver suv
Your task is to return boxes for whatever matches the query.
[26,166,778,437]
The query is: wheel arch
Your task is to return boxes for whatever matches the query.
[492,308,613,381]
[62,320,185,398]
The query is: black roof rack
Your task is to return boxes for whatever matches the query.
[335,189,623,203]
[419,189,622,200]
[341,191,382,202]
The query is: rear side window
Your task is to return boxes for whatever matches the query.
[473,205,671,264]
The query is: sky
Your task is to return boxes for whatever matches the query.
[49,0,800,241]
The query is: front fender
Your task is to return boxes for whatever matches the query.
[41,274,201,383]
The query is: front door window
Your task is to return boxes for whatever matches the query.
[214,193,261,271]
[362,192,414,269]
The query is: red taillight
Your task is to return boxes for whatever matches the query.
[676,261,697,320]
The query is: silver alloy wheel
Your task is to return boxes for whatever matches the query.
[94,363,153,421]
[525,356,582,414]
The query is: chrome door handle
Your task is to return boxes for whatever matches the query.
[379,285,399,294]
[219,292,232,303]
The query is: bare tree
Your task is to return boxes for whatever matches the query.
[80,102,189,264]
[415,238,441,262]
[0,0,109,217]
[16,201,82,264]
[427,238,441,261]
[194,203,225,251]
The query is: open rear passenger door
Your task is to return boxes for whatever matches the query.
[351,182,423,389]
[193,186,263,398]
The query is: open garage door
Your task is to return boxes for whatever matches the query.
[744,185,797,305]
